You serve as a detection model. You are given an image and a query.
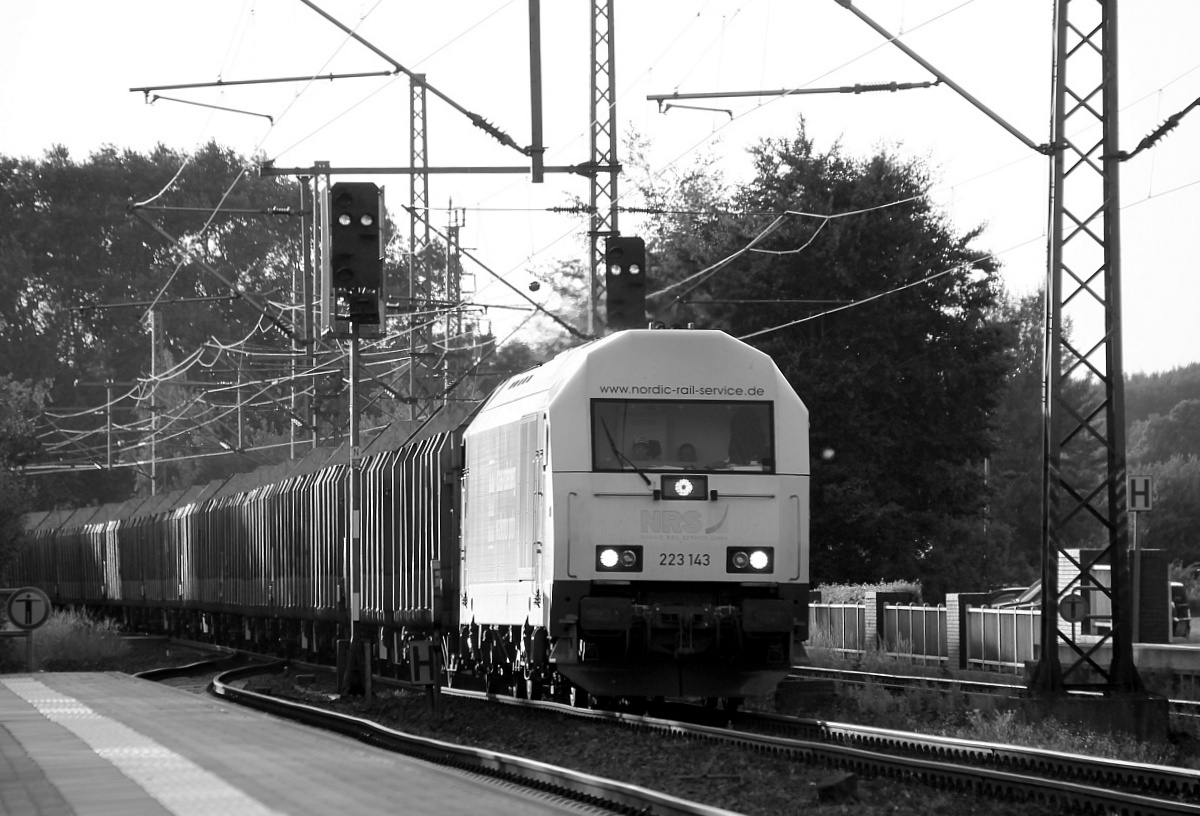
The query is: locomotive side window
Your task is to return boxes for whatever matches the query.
[592,399,774,473]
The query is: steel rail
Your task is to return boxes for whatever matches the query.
[207,664,741,816]
[404,674,1200,809]
[149,650,1200,813]
[772,667,1200,798]
[732,710,1200,801]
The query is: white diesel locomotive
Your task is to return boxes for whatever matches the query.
[14,328,809,705]
[463,328,810,702]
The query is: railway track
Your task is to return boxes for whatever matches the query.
[729,709,1200,806]
[789,663,1200,727]
[789,663,1027,696]
[134,647,262,692]
[144,656,738,816]
[142,650,1200,816]
[458,682,1200,814]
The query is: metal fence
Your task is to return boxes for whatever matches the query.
[965,606,1039,674]
[810,598,1039,675]
[810,603,867,656]
[881,603,947,667]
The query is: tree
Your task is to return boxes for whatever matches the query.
[517,257,591,351]
[0,142,304,504]
[459,256,592,404]
[1138,455,1200,564]
[1130,399,1200,465]
[0,376,48,576]
[1126,397,1200,566]
[1126,364,1200,423]
[980,290,1044,585]
[651,121,1013,590]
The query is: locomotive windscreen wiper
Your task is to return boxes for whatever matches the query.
[600,419,652,488]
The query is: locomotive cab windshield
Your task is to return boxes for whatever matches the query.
[591,399,774,473]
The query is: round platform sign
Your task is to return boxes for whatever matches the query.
[1059,591,1089,624]
[6,587,52,630]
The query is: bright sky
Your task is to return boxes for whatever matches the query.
[2,1,1198,374]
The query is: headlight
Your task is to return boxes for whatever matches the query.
[660,474,708,501]
[596,545,643,572]
[726,547,774,574]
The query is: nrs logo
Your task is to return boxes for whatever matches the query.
[641,510,703,534]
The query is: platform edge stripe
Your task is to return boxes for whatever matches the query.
[1,677,288,816]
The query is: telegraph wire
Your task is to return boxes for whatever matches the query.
[399,203,592,341]
[33,4,1200,476]
[737,234,1044,342]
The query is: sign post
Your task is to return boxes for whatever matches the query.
[407,638,442,717]
[1059,591,1089,639]
[3,586,53,672]
[1128,476,1153,641]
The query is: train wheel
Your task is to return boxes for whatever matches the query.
[569,685,590,709]
[724,697,743,714]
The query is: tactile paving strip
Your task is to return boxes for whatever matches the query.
[1,677,286,816]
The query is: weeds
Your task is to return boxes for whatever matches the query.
[803,623,1200,768]
[0,609,128,672]
[954,710,1187,767]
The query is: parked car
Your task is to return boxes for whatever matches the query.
[980,585,1028,607]
[1171,582,1191,638]
[991,580,1042,609]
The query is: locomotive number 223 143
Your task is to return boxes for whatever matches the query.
[659,552,711,567]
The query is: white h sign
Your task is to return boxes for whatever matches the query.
[1129,475,1153,512]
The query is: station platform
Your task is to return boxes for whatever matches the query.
[0,672,577,816]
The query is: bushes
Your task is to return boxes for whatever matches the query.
[0,609,128,671]
[815,581,922,604]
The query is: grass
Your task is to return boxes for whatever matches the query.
[7,612,1197,770]
[0,609,129,672]
[802,625,1200,770]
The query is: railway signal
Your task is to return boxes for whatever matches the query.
[604,235,646,331]
[327,182,383,325]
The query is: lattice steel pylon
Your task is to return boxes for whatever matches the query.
[406,75,441,419]
[443,207,465,407]
[1030,0,1140,694]
[588,0,618,335]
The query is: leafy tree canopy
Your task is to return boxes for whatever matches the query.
[1130,398,1200,465]
[1,142,301,385]
[0,376,48,574]
[1,142,304,504]
[1138,455,1200,564]
[643,121,1012,589]
[1126,364,1200,423]
[1128,393,1200,560]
